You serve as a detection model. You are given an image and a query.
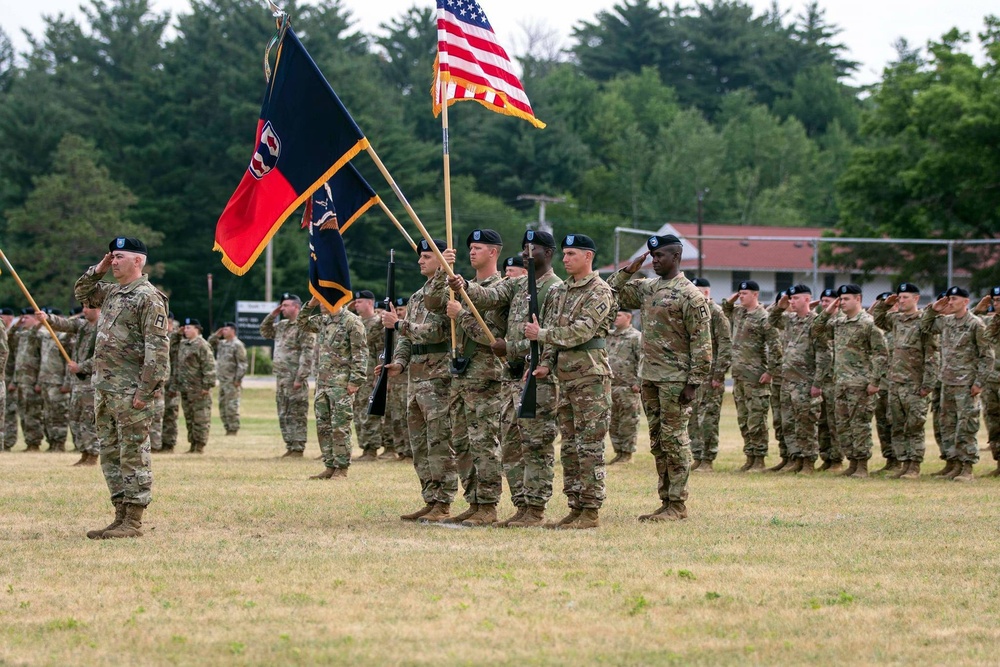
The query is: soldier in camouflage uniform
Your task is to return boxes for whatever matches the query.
[177,318,217,453]
[297,297,367,478]
[503,255,527,279]
[768,285,825,473]
[452,230,562,528]
[380,297,410,460]
[210,321,247,436]
[528,234,616,530]
[37,308,73,452]
[12,308,43,452]
[689,278,731,473]
[39,306,101,465]
[607,309,641,464]
[870,292,896,473]
[260,293,316,457]
[610,235,712,522]
[152,316,180,453]
[3,309,19,451]
[0,310,8,452]
[922,287,994,481]
[813,284,888,478]
[872,283,938,479]
[75,236,169,539]
[723,281,776,472]
[351,290,385,461]
[382,239,456,523]
[814,288,842,471]
[764,292,787,472]
[973,289,1000,476]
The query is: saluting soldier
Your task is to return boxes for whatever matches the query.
[815,288,842,471]
[177,318,217,454]
[37,307,73,452]
[260,293,316,457]
[210,321,248,436]
[12,308,43,452]
[607,308,641,465]
[870,292,897,473]
[689,277,731,473]
[973,288,1000,476]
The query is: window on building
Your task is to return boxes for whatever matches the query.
[732,271,751,292]
[775,272,794,293]
[824,274,836,290]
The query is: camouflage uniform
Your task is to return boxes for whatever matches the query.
[874,326,894,461]
[768,306,825,461]
[923,309,994,465]
[13,324,43,449]
[177,334,217,450]
[980,312,1000,462]
[260,310,316,453]
[872,303,938,463]
[3,321,18,450]
[382,372,408,456]
[353,313,384,455]
[723,301,775,458]
[75,265,169,507]
[816,310,842,465]
[607,322,642,455]
[0,325,8,449]
[538,271,617,512]
[610,270,712,508]
[47,314,100,456]
[213,334,248,434]
[463,269,562,512]
[298,304,367,470]
[37,327,73,450]
[153,329,181,451]
[689,302,731,463]
[813,310,887,462]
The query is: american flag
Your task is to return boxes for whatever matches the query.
[433,0,545,128]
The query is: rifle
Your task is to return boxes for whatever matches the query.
[367,250,395,416]
[517,243,539,418]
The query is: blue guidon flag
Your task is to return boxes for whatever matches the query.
[215,27,369,275]
[302,163,380,312]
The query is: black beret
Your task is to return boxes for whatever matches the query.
[279,292,301,304]
[394,297,409,307]
[946,286,970,298]
[991,286,1000,297]
[20,307,35,315]
[109,236,147,255]
[223,321,237,329]
[467,229,503,247]
[897,283,920,294]
[182,317,201,327]
[787,284,811,296]
[562,234,597,252]
[70,306,83,316]
[738,280,760,292]
[168,311,176,320]
[876,292,894,301]
[821,288,837,299]
[646,234,682,251]
[504,256,525,269]
[618,307,633,314]
[417,238,447,255]
[838,284,862,295]
[354,290,375,300]
[522,230,556,249]
[691,277,711,287]
[0,308,13,316]
[47,308,62,316]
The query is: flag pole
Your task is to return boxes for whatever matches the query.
[439,79,461,365]
[0,248,72,363]
[376,200,417,251]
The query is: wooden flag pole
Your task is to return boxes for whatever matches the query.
[376,200,417,251]
[440,88,460,363]
[0,248,71,363]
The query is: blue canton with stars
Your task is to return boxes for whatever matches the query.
[441,0,492,31]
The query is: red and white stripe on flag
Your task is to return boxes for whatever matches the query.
[433,0,545,129]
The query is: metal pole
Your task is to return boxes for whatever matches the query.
[947,240,954,287]
[812,241,819,294]
[265,242,273,303]
[614,228,620,271]
[696,191,704,277]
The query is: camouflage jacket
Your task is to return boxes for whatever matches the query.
[722,301,776,383]
[165,330,181,391]
[297,304,367,388]
[872,304,939,390]
[0,326,8,385]
[361,314,384,379]
[982,313,1000,382]
[538,271,616,380]
[609,270,713,385]
[37,328,73,386]
[607,324,641,388]
[707,301,733,384]
[922,308,993,387]
[177,335,217,392]
[213,336,248,384]
[392,276,451,382]
[427,271,507,383]
[5,322,17,383]
[12,325,41,386]
[767,307,825,386]
[462,267,562,383]
[46,314,99,388]
[260,311,316,384]
[74,267,170,399]
[813,310,887,388]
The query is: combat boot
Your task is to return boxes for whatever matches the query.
[638,503,669,522]
[930,460,956,477]
[799,457,817,475]
[377,450,397,461]
[353,449,378,462]
[281,449,303,459]
[24,443,41,452]
[560,508,599,530]
[649,501,688,522]
[899,462,921,479]
[608,452,624,465]
[496,506,526,527]
[420,502,452,523]
[764,457,788,473]
[159,445,174,454]
[849,459,869,479]
[690,459,702,472]
[839,459,859,477]
[747,456,766,473]
[985,461,1000,478]
[72,452,91,466]
[825,460,843,473]
[462,503,497,527]
[616,452,633,464]
[331,467,347,479]
[873,458,901,475]
[944,460,964,479]
[953,462,975,482]
[544,508,581,529]
[693,461,714,473]
[780,458,803,474]
[507,506,546,528]
[400,502,435,522]
[737,455,754,472]
[443,503,479,524]
[47,442,66,452]
[890,461,911,478]
[87,501,125,540]
[101,503,144,539]
[309,467,336,479]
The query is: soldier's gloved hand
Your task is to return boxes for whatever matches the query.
[679,384,698,404]
[919,387,931,397]
[490,338,507,357]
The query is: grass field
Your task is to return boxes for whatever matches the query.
[2,385,998,666]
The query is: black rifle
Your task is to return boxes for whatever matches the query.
[517,244,539,418]
[367,250,395,416]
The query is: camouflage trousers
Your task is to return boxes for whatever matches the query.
[17,385,43,447]
[276,377,310,451]
[218,382,242,434]
[641,381,692,504]
[780,380,821,460]
[502,380,558,509]
[818,382,841,463]
[450,377,503,505]
[770,380,786,458]
[875,387,892,460]
[690,382,724,462]
[0,383,6,450]
[557,376,611,510]
[733,379,770,457]
[834,384,874,461]
[68,386,98,456]
[41,384,70,448]
[981,381,1000,460]
[3,387,16,450]
[352,388,382,454]
[95,389,153,506]
[407,377,456,504]
[939,384,981,464]
[888,383,929,462]
[381,377,408,455]
[609,385,640,454]
[315,384,354,470]
[156,389,180,449]
[181,389,212,447]
[931,383,944,459]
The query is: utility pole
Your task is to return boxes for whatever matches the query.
[517,194,565,236]
[696,188,709,277]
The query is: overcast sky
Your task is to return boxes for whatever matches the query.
[3,0,996,85]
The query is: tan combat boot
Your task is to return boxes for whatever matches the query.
[737,455,754,472]
[608,452,625,465]
[890,461,911,479]
[309,467,336,479]
[87,501,125,540]
[281,449,303,459]
[747,456,766,473]
[420,502,452,523]
[825,460,843,473]
[560,508,599,530]
[780,458,803,474]
[377,450,397,461]
[400,503,435,521]
[690,459,702,472]
[799,457,817,475]
[159,445,175,454]
[507,506,545,528]
[24,443,41,452]
[331,467,347,479]
[617,452,632,464]
[544,508,581,529]
[953,462,975,482]
[849,459,869,478]
[764,457,788,473]
[102,503,144,539]
[985,461,1000,478]
[72,452,93,467]
[944,460,964,479]
[839,459,859,477]
[873,458,900,475]
[353,450,378,462]
[899,461,921,479]
[638,503,669,522]
[462,503,498,527]
[443,503,479,524]
[930,460,956,477]
[693,461,714,473]
[649,501,688,522]
[496,506,526,527]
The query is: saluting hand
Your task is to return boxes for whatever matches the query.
[95,252,114,273]
[776,293,790,310]
[625,252,648,274]
[932,297,949,313]
[823,297,841,315]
